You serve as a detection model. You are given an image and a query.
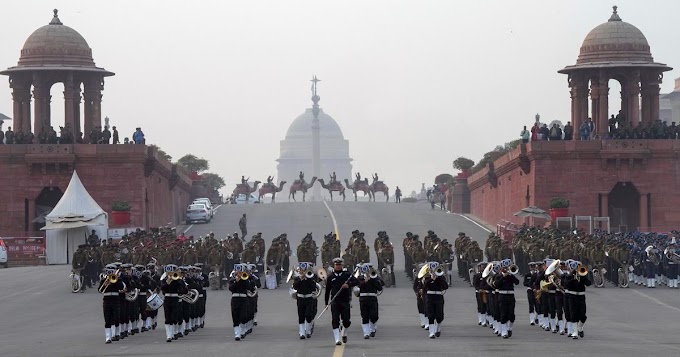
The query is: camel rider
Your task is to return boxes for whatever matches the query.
[241,176,249,187]
[330,172,337,184]
[356,172,361,182]
[266,176,273,185]
[299,171,305,182]
[373,173,379,184]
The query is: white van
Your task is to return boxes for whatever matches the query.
[0,238,8,268]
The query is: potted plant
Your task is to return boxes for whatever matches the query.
[549,197,570,221]
[111,201,132,226]
[453,157,475,178]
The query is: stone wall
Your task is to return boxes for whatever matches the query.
[468,140,680,231]
[0,144,193,234]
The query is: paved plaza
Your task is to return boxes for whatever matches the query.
[1,202,679,357]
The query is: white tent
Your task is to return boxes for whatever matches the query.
[42,170,109,264]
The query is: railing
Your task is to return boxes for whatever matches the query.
[496,220,519,245]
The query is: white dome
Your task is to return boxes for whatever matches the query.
[285,108,345,139]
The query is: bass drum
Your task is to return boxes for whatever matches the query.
[146,293,164,311]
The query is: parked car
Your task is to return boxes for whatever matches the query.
[0,238,8,268]
[192,198,214,217]
[234,193,260,204]
[186,203,211,224]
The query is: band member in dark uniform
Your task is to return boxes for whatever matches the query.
[472,262,488,326]
[292,262,318,339]
[494,261,519,338]
[564,262,591,339]
[194,263,210,329]
[100,264,124,343]
[357,263,384,339]
[161,264,188,342]
[423,262,448,338]
[524,262,538,325]
[139,264,156,332]
[324,258,359,345]
[412,263,428,329]
[229,264,251,341]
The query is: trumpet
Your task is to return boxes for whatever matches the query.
[368,268,379,279]
[304,269,315,279]
[508,264,519,275]
[238,271,250,281]
[433,266,446,277]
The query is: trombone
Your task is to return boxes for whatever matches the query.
[98,270,120,293]
[165,271,182,285]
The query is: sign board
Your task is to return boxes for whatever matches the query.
[107,228,126,240]
[0,237,46,261]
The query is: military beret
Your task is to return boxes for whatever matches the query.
[459,232,466,236]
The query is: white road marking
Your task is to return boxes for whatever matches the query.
[183,224,194,234]
[323,200,340,242]
[632,289,680,314]
[452,213,492,233]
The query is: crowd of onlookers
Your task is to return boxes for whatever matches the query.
[520,111,680,143]
[0,121,145,145]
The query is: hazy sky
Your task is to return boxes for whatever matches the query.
[1,1,679,195]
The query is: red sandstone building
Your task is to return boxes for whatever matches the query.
[460,7,678,233]
[0,10,193,236]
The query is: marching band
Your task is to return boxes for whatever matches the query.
[91,227,603,346]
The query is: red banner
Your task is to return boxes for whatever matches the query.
[1,237,46,261]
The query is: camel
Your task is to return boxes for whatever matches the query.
[258,181,287,203]
[369,181,389,202]
[344,178,373,201]
[318,179,346,201]
[232,181,261,202]
[288,177,317,202]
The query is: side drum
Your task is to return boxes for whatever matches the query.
[146,293,164,311]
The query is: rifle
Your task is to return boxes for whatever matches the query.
[315,264,361,321]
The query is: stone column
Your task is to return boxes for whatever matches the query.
[32,81,51,136]
[598,73,609,136]
[578,80,589,134]
[641,74,661,125]
[639,193,648,231]
[590,78,600,133]
[11,83,31,133]
[627,74,640,126]
[83,77,102,142]
[22,92,32,134]
[570,84,580,132]
[63,72,78,132]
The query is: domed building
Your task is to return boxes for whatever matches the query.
[277,107,353,192]
[1,9,114,139]
[0,10,193,264]
[465,6,680,236]
[558,6,671,137]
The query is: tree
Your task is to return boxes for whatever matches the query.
[452,157,475,171]
[177,154,209,173]
[202,172,226,190]
[149,144,172,161]
[471,139,521,174]
[434,173,455,184]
